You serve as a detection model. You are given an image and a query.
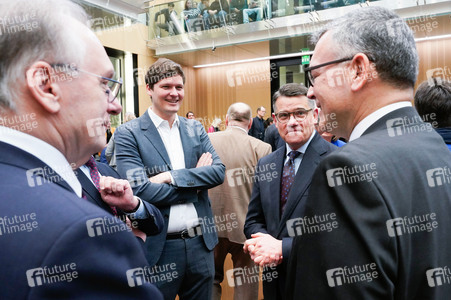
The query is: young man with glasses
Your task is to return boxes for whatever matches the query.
[244,83,337,300]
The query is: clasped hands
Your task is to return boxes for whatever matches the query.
[243,233,283,267]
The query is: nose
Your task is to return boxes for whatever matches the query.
[307,86,315,99]
[287,113,299,126]
[169,87,178,96]
[107,98,122,115]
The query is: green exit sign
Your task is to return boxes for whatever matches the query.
[301,48,310,65]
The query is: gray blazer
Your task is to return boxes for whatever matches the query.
[115,112,225,266]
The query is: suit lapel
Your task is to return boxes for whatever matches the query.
[76,169,112,212]
[268,147,286,226]
[278,133,324,234]
[140,112,172,169]
[178,118,196,168]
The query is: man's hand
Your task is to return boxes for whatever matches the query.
[126,217,146,242]
[99,176,139,212]
[196,152,213,167]
[149,171,172,184]
[244,233,283,267]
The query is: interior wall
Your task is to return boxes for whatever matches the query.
[95,23,157,117]
[416,37,451,90]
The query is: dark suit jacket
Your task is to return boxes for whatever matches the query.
[264,124,284,152]
[0,142,162,299]
[244,131,337,299]
[115,114,225,266]
[249,116,265,141]
[286,107,451,299]
[76,162,164,237]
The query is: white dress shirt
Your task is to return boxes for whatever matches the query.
[349,101,412,141]
[0,126,82,197]
[148,108,199,232]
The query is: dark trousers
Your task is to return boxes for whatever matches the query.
[154,236,214,300]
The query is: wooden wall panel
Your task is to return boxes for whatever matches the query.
[416,37,451,90]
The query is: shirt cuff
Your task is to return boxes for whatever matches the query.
[125,197,148,219]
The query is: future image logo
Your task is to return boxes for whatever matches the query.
[426,267,451,287]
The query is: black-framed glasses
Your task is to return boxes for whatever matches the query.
[275,109,313,124]
[50,63,122,103]
[304,57,354,87]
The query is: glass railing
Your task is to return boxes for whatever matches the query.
[147,0,380,39]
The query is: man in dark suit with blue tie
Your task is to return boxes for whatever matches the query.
[115,58,225,299]
[0,0,163,298]
[243,83,337,299]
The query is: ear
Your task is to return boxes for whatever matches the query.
[350,53,373,92]
[272,112,278,129]
[313,107,319,123]
[146,84,153,100]
[248,118,252,130]
[25,61,62,113]
[225,114,229,126]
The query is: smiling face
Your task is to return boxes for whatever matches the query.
[147,75,184,123]
[274,95,317,150]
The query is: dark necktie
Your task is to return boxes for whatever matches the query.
[85,157,118,216]
[280,150,300,215]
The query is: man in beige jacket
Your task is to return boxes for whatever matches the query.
[208,102,272,300]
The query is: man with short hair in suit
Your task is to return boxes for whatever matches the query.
[115,58,225,300]
[286,7,451,299]
[244,83,337,299]
[249,106,266,141]
[208,102,272,300]
[0,0,162,298]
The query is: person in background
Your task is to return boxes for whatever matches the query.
[243,0,263,23]
[186,110,196,119]
[183,0,202,32]
[106,112,136,169]
[208,102,271,300]
[154,2,179,38]
[230,0,247,24]
[248,106,266,141]
[207,0,230,27]
[208,117,222,133]
[315,109,346,147]
[414,78,451,151]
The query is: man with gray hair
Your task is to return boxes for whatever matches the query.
[286,6,451,299]
[0,0,162,298]
[208,102,271,300]
[244,83,336,299]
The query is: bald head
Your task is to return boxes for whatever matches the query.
[226,102,252,130]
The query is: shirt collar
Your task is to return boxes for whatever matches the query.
[349,101,412,142]
[286,130,316,156]
[227,126,248,134]
[0,126,82,197]
[148,107,179,129]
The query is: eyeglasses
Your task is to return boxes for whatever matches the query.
[50,63,122,103]
[275,109,312,124]
[304,57,354,87]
